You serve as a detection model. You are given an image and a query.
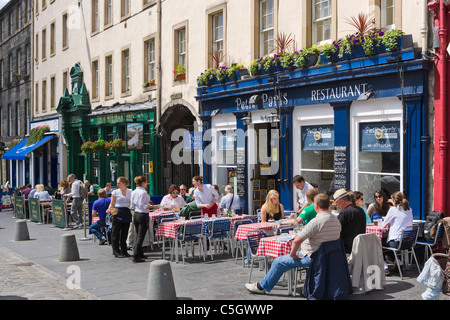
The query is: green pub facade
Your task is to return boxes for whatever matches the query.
[57,64,161,195]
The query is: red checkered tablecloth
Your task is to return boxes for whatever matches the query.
[155,220,188,239]
[256,235,293,258]
[366,225,389,241]
[234,222,279,240]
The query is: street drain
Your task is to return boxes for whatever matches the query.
[13,262,35,267]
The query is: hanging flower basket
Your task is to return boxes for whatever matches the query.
[27,126,50,146]
[106,139,126,153]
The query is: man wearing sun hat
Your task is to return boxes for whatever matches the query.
[333,189,367,254]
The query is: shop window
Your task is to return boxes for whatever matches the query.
[215,130,237,196]
[357,121,401,203]
[300,125,334,194]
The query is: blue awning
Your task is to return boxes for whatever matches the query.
[3,135,56,161]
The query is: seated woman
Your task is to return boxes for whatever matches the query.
[33,184,51,201]
[367,189,391,221]
[160,184,186,210]
[54,180,71,200]
[260,190,285,222]
[381,192,414,275]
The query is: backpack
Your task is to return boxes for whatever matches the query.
[79,181,89,200]
[423,211,444,242]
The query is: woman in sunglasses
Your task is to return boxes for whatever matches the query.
[160,184,186,210]
[367,189,391,221]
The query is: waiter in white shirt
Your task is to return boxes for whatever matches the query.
[64,174,84,229]
[293,175,314,213]
[130,175,151,263]
[192,176,219,218]
[218,185,241,214]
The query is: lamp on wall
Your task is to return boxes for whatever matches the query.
[267,111,280,124]
[241,114,252,126]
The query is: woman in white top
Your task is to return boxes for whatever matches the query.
[130,175,152,263]
[107,176,132,258]
[160,184,186,210]
[381,191,413,274]
[192,176,219,218]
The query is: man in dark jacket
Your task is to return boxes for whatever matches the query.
[333,189,367,254]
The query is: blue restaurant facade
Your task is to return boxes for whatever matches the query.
[196,47,432,219]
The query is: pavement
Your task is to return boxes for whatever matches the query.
[0,207,449,304]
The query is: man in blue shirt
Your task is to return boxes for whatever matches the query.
[90,189,111,245]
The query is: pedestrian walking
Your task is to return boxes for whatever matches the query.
[64,174,84,229]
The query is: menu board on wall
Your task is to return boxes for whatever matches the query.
[236,147,246,197]
[334,146,348,190]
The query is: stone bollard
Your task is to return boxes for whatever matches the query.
[58,234,80,262]
[147,260,177,300]
[14,220,30,241]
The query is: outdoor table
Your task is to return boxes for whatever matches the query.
[366,224,389,241]
[256,235,293,258]
[40,201,52,224]
[255,234,300,296]
[234,222,279,241]
[155,219,189,262]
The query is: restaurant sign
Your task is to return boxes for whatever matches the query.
[14,196,25,219]
[52,200,67,228]
[29,198,41,223]
[302,125,335,151]
[360,122,401,153]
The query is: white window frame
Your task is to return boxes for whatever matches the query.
[312,0,332,45]
[350,98,404,201]
[212,12,223,54]
[259,0,274,56]
[381,0,395,30]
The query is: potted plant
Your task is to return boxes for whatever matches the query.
[27,125,50,146]
[174,64,186,81]
[382,29,411,52]
[227,62,248,80]
[320,42,339,63]
[93,139,108,153]
[305,45,320,67]
[292,50,308,69]
[143,79,156,88]
[197,68,217,86]
[106,139,126,153]
[81,142,96,154]
[8,139,23,149]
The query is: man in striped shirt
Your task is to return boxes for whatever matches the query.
[245,193,342,295]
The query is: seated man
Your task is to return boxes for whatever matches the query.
[333,189,367,254]
[89,189,111,245]
[283,189,318,226]
[245,193,342,295]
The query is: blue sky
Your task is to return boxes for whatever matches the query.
[0,0,9,10]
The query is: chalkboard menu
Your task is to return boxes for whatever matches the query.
[334,146,348,190]
[236,147,246,197]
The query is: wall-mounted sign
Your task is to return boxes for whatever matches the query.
[360,122,400,153]
[311,83,370,102]
[302,125,335,151]
[127,123,144,150]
